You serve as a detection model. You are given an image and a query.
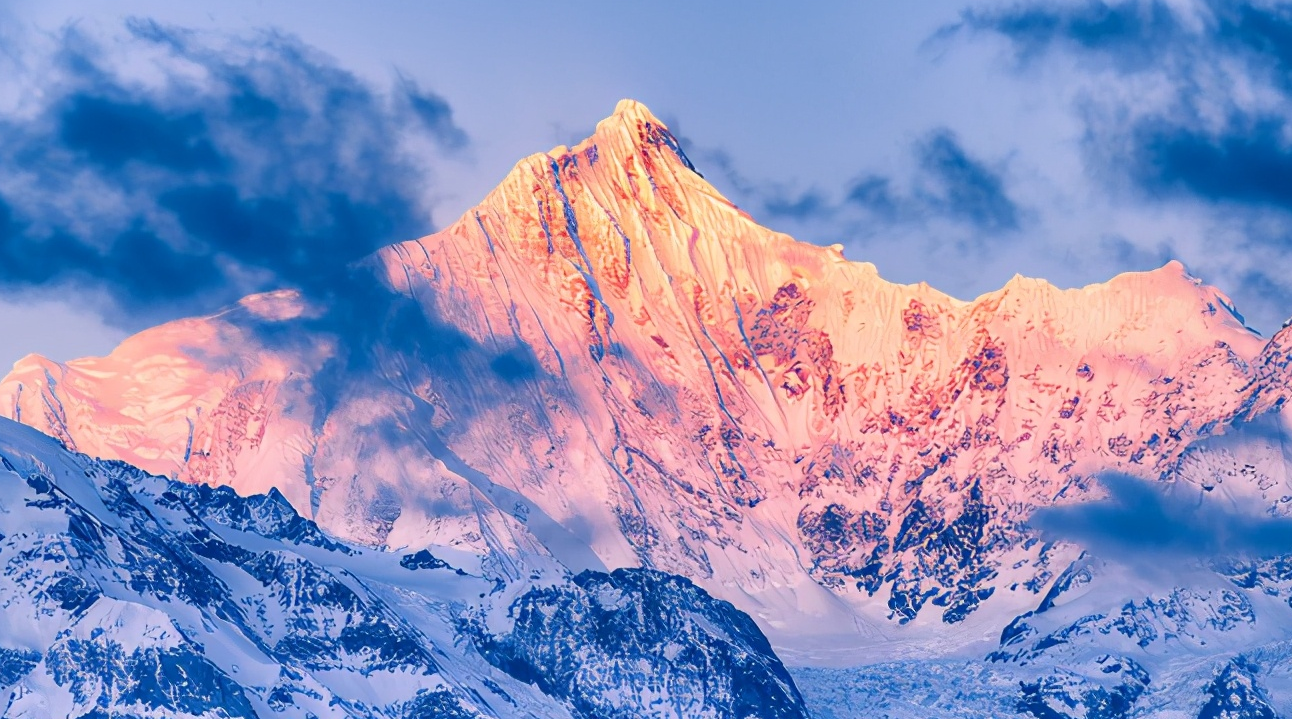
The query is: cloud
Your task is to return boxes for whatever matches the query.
[677,127,1021,232]
[0,20,466,326]
[763,190,832,221]
[1029,471,1292,561]
[845,175,900,217]
[1096,233,1177,271]
[913,129,1021,231]
[667,141,817,219]
[1132,116,1292,209]
[958,1,1292,132]
[958,1,1185,70]
[838,128,1022,235]
[397,75,470,151]
[948,0,1292,331]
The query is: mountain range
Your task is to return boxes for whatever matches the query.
[2,100,1291,717]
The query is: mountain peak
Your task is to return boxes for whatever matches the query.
[603,98,666,130]
[540,99,696,175]
[5,93,1291,668]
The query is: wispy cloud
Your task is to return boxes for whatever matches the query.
[0,20,465,326]
[679,127,1022,233]
[965,0,1292,215]
[867,128,1020,232]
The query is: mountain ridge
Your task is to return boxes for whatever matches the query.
[0,414,809,718]
[2,99,1291,662]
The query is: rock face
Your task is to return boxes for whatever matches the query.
[2,99,1292,654]
[1197,658,1279,719]
[467,569,808,719]
[0,417,807,718]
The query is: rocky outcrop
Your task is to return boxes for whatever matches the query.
[466,568,807,719]
[0,417,807,718]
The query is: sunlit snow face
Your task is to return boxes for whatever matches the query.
[3,1,1292,370]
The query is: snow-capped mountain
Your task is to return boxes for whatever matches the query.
[2,99,1291,671]
[0,416,807,718]
[792,550,1292,717]
[794,417,1292,717]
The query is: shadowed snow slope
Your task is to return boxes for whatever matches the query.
[0,417,807,718]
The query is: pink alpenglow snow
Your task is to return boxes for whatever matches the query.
[4,100,1291,661]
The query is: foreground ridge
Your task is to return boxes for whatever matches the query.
[0,417,808,718]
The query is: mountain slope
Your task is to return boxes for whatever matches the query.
[3,100,1291,657]
[792,416,1292,717]
[0,416,808,718]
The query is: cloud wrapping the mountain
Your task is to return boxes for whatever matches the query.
[1029,471,1292,561]
[0,20,464,325]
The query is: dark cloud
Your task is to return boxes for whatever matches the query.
[666,140,762,207]
[1133,117,1292,209]
[763,190,832,220]
[676,128,1020,233]
[958,1,1184,70]
[0,20,466,326]
[915,129,1020,231]
[845,175,900,218]
[1223,3,1292,89]
[1234,268,1292,326]
[58,95,225,173]
[1029,471,1292,561]
[666,134,838,224]
[839,128,1021,233]
[960,1,1292,215]
[397,75,470,151]
[489,346,541,384]
[225,267,552,433]
[1096,234,1177,273]
[960,1,1292,105]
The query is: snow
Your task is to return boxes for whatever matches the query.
[0,416,807,718]
[0,99,1291,715]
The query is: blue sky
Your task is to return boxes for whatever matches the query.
[2,1,1292,369]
